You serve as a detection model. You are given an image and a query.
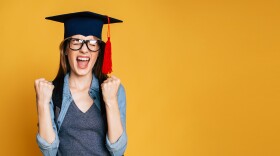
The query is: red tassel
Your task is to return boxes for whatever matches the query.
[102,37,112,74]
[102,16,112,74]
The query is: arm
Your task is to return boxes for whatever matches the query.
[37,100,55,144]
[101,77,127,156]
[35,78,59,156]
[36,99,60,156]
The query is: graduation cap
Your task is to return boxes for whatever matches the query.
[45,11,123,74]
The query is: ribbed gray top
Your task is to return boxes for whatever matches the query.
[58,101,110,156]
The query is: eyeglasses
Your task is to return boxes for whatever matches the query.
[65,38,101,52]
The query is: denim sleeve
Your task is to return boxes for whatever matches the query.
[105,84,128,156]
[36,99,59,156]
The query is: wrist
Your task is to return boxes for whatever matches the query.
[37,99,50,106]
[37,108,51,123]
[105,99,118,110]
[37,102,50,112]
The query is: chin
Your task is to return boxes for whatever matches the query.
[74,68,93,76]
[74,70,91,76]
[71,63,94,76]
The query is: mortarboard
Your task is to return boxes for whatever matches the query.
[45,11,123,74]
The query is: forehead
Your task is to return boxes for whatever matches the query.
[71,34,99,40]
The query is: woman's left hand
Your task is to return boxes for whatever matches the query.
[101,75,124,144]
[101,75,121,108]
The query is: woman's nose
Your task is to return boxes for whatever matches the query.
[80,43,89,53]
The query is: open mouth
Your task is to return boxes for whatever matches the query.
[76,56,90,69]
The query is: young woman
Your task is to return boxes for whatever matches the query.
[34,11,127,156]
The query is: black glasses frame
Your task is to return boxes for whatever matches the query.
[65,37,101,52]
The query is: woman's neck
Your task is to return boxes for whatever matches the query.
[69,72,92,90]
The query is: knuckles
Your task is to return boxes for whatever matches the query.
[34,78,54,90]
[101,76,121,89]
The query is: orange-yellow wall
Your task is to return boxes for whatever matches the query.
[0,0,279,155]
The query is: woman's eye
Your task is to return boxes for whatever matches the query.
[89,40,97,45]
[71,39,83,45]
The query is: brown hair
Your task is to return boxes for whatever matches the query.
[53,39,108,115]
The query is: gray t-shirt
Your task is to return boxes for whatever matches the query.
[58,101,110,156]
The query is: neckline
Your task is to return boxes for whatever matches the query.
[72,100,95,114]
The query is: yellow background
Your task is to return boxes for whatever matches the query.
[0,0,279,155]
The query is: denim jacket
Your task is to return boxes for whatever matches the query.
[36,73,127,156]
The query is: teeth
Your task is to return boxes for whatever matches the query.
[77,57,90,61]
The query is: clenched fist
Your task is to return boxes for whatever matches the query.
[101,75,121,108]
[34,78,54,107]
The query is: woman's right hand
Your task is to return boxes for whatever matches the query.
[34,78,54,107]
[34,78,56,145]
